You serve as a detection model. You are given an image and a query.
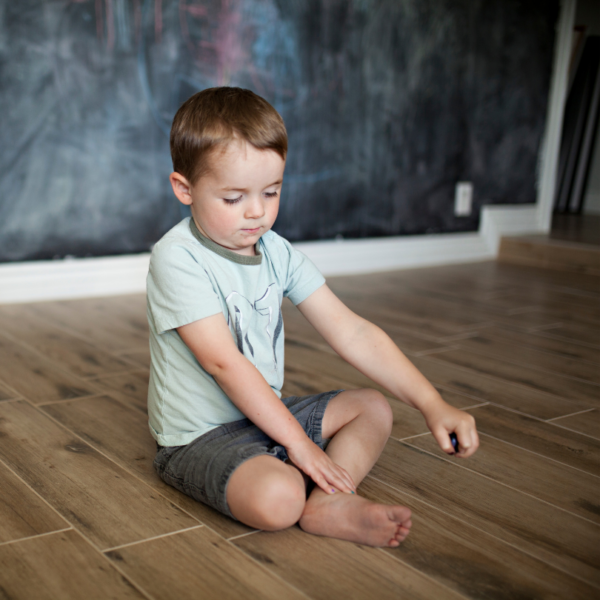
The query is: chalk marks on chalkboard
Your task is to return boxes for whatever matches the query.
[0,0,558,262]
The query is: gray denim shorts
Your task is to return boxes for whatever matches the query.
[153,390,343,519]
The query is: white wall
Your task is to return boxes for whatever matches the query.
[575,0,600,214]
[583,116,600,214]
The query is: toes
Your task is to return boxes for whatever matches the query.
[388,538,400,547]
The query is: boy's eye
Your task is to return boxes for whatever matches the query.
[223,196,242,204]
[264,191,279,198]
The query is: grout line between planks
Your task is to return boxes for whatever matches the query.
[527,322,564,332]
[400,439,600,527]
[84,368,150,382]
[476,432,600,480]
[432,382,489,405]
[66,527,157,600]
[36,393,109,407]
[7,397,198,600]
[411,346,461,357]
[222,537,314,600]
[532,329,600,351]
[1,308,152,375]
[422,354,596,410]
[458,401,489,410]
[20,397,209,530]
[0,527,73,549]
[24,396,269,553]
[424,345,600,389]
[368,474,600,591]
[0,376,24,402]
[103,524,206,553]
[227,529,262,541]
[444,343,600,387]
[0,328,143,383]
[0,456,73,530]
[485,400,595,424]
[545,408,596,422]
[547,421,600,442]
[373,545,472,600]
[481,325,600,367]
[392,432,431,442]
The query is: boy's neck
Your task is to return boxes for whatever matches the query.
[188,218,263,265]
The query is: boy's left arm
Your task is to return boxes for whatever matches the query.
[297,285,479,457]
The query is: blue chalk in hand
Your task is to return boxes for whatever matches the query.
[449,432,459,453]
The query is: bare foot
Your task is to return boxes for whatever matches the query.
[298,491,412,547]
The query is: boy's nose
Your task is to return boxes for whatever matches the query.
[245,197,266,219]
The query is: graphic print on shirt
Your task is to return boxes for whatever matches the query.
[225,283,283,372]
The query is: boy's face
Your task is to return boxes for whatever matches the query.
[170,140,285,256]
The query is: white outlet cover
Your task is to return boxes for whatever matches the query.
[455,182,473,216]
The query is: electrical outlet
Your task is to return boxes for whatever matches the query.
[454,182,473,216]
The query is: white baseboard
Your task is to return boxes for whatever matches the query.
[0,253,151,304]
[0,204,543,304]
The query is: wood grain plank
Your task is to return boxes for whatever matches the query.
[105,527,306,600]
[22,298,149,352]
[0,379,19,401]
[498,236,600,276]
[424,348,600,404]
[90,370,149,413]
[410,355,593,419]
[528,321,600,349]
[407,433,600,523]
[372,439,600,586]
[0,401,199,550]
[0,461,69,543]
[473,290,600,320]
[0,529,145,600]
[465,404,600,476]
[452,329,600,384]
[342,297,493,340]
[0,334,97,404]
[233,526,466,600]
[283,340,389,397]
[550,409,600,440]
[114,348,151,369]
[0,311,137,379]
[43,395,253,539]
[359,477,597,600]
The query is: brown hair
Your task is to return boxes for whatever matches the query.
[170,87,288,185]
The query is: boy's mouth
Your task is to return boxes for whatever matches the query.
[242,227,261,234]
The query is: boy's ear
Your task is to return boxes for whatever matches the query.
[169,172,194,206]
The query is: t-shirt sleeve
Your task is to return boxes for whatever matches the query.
[280,237,326,305]
[147,241,223,334]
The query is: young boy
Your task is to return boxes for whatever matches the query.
[147,87,479,548]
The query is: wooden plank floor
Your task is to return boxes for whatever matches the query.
[0,260,599,599]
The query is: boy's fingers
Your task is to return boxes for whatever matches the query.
[324,465,355,494]
[432,427,455,454]
[458,428,480,458]
[332,465,356,493]
[334,466,355,491]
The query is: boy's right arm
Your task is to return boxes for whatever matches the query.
[177,313,356,495]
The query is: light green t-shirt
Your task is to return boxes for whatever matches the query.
[146,217,326,447]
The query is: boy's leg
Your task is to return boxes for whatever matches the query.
[226,454,307,530]
[299,389,413,547]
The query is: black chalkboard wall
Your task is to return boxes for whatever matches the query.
[0,0,559,262]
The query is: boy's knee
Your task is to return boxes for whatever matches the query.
[253,473,306,531]
[362,389,394,435]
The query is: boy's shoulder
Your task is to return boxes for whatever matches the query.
[152,218,196,253]
[259,229,297,260]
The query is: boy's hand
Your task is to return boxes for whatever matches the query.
[286,438,356,494]
[422,401,479,458]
